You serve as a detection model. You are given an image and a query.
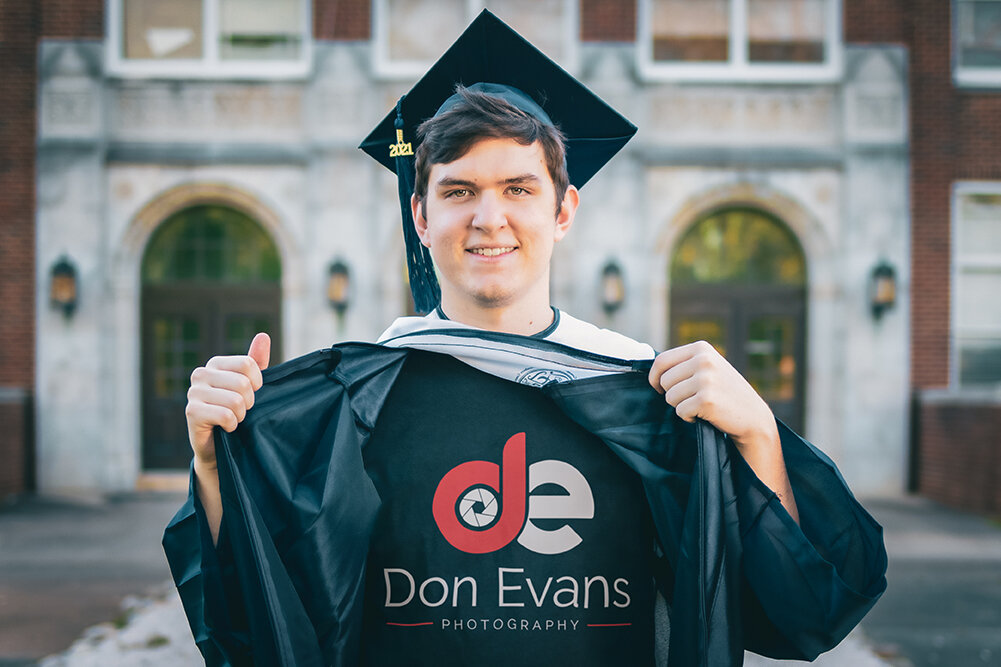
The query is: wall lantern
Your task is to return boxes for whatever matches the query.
[601,260,625,316]
[50,255,78,318]
[869,260,896,320]
[327,260,351,316]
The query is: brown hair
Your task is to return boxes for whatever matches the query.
[413,85,569,215]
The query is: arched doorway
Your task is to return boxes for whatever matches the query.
[670,208,807,431]
[140,204,282,470]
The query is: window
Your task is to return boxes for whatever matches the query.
[373,0,578,79]
[639,0,841,82]
[107,0,312,79]
[953,185,1001,386]
[142,205,281,284]
[955,0,1001,86]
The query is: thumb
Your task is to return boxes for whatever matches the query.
[248,332,271,371]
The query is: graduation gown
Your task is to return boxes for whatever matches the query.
[162,337,887,667]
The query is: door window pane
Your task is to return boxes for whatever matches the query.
[142,205,281,285]
[652,0,730,62]
[220,0,304,60]
[225,315,273,355]
[747,0,825,63]
[123,0,203,60]
[674,318,727,356]
[957,0,1001,70]
[151,316,202,399]
[671,209,806,286]
[746,316,796,401]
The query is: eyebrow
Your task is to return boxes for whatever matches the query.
[500,174,541,186]
[435,177,477,190]
[434,173,542,190]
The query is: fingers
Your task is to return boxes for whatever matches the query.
[205,352,265,391]
[187,384,252,424]
[649,341,726,423]
[662,375,701,411]
[248,332,271,372]
[647,341,713,392]
[185,335,271,467]
[186,401,241,435]
[192,365,257,408]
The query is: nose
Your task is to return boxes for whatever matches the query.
[471,191,507,232]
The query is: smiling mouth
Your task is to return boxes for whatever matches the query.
[468,247,516,257]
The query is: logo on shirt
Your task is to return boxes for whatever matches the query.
[432,432,594,555]
[515,367,576,387]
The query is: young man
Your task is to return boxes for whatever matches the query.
[168,11,885,666]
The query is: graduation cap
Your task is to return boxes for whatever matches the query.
[360,9,637,313]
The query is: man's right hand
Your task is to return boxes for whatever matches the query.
[185,332,271,469]
[185,332,270,544]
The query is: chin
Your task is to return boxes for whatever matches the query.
[467,284,517,307]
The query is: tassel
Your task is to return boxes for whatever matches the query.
[394,97,441,314]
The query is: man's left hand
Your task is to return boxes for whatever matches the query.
[647,340,799,522]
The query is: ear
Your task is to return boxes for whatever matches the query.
[553,185,579,243]
[411,193,431,248]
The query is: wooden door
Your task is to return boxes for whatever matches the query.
[669,208,807,432]
[140,205,282,470]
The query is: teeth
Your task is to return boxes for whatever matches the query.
[469,247,515,257]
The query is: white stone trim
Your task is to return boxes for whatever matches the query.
[636,0,843,83]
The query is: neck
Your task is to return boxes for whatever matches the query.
[438,298,554,336]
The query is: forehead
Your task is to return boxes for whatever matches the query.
[429,137,551,183]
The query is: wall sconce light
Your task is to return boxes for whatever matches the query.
[869,260,896,320]
[601,260,625,316]
[50,255,78,318]
[327,260,351,317]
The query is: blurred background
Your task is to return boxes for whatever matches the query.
[0,0,999,665]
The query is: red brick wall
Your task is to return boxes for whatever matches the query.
[0,1,41,497]
[844,0,909,45]
[909,0,955,389]
[958,94,1001,179]
[581,0,635,42]
[0,392,33,500]
[40,0,104,38]
[887,0,1001,512]
[316,0,371,40]
[315,0,638,43]
[916,398,1001,513]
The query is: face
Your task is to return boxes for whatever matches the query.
[412,137,579,314]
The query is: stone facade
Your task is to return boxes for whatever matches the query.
[35,31,911,497]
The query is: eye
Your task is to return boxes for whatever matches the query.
[508,186,528,196]
[445,189,469,199]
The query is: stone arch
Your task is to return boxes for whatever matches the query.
[655,180,834,268]
[108,180,301,484]
[645,179,839,441]
[117,181,297,286]
[648,180,836,346]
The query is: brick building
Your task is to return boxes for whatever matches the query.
[1,1,997,509]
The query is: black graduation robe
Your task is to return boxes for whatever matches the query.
[162,339,887,666]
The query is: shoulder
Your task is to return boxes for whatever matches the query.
[546,310,656,360]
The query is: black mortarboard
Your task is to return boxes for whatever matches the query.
[359,9,638,313]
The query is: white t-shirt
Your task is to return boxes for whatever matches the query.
[378,307,656,361]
